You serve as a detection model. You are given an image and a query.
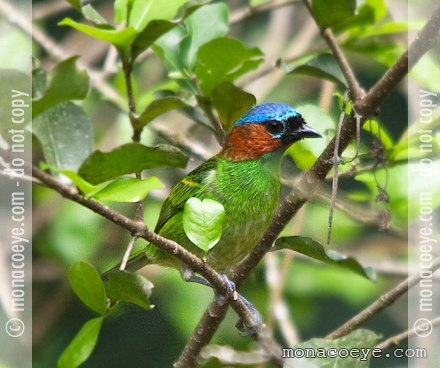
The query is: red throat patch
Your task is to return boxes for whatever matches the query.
[219,124,283,161]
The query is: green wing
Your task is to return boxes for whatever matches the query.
[154,157,218,233]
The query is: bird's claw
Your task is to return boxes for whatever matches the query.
[214,274,236,306]
[235,297,262,336]
[181,269,236,305]
[181,268,261,335]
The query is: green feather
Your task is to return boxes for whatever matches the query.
[155,157,218,233]
[146,151,282,272]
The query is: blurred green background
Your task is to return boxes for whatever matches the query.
[1,0,436,366]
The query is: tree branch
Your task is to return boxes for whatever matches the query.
[327,258,440,339]
[121,57,145,223]
[302,0,364,101]
[0,0,207,164]
[31,164,283,367]
[176,7,440,365]
[375,317,440,351]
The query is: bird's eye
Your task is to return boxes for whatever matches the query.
[265,120,284,136]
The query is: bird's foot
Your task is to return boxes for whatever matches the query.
[181,268,212,287]
[327,156,344,166]
[214,274,236,306]
[181,268,236,305]
[180,268,261,336]
[235,296,262,336]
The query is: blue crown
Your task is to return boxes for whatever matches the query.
[235,103,300,126]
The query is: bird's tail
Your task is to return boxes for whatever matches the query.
[101,248,153,279]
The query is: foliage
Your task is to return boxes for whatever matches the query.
[20,0,440,367]
[183,198,226,252]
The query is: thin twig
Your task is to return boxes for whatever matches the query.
[119,236,138,271]
[375,317,440,351]
[201,345,267,365]
[327,96,347,245]
[0,167,42,184]
[302,0,365,102]
[265,253,300,347]
[0,0,208,166]
[243,16,318,100]
[121,58,145,223]
[327,258,440,339]
[0,0,126,109]
[33,0,72,19]
[193,82,226,145]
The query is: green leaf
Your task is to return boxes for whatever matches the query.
[363,118,393,149]
[287,104,334,170]
[58,317,104,368]
[32,66,47,99]
[131,20,176,60]
[137,96,187,129]
[78,143,188,184]
[183,198,225,252]
[32,57,89,117]
[33,102,93,172]
[195,37,264,96]
[68,262,108,315]
[181,2,229,69]
[39,163,100,195]
[152,2,229,84]
[292,329,381,367]
[334,0,387,33]
[283,53,347,87]
[275,236,376,280]
[93,176,164,202]
[176,0,210,18]
[114,0,130,24]
[40,163,163,202]
[360,21,416,38]
[82,4,108,25]
[250,0,270,5]
[66,0,82,11]
[106,271,154,310]
[212,82,256,130]
[153,25,187,76]
[311,0,356,28]
[129,0,189,32]
[344,40,404,67]
[58,18,137,47]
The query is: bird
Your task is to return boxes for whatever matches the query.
[117,102,321,281]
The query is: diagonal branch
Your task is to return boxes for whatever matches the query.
[327,258,440,339]
[31,165,284,367]
[302,0,364,101]
[375,316,440,351]
[175,5,440,366]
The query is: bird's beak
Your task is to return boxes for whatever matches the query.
[297,124,322,139]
